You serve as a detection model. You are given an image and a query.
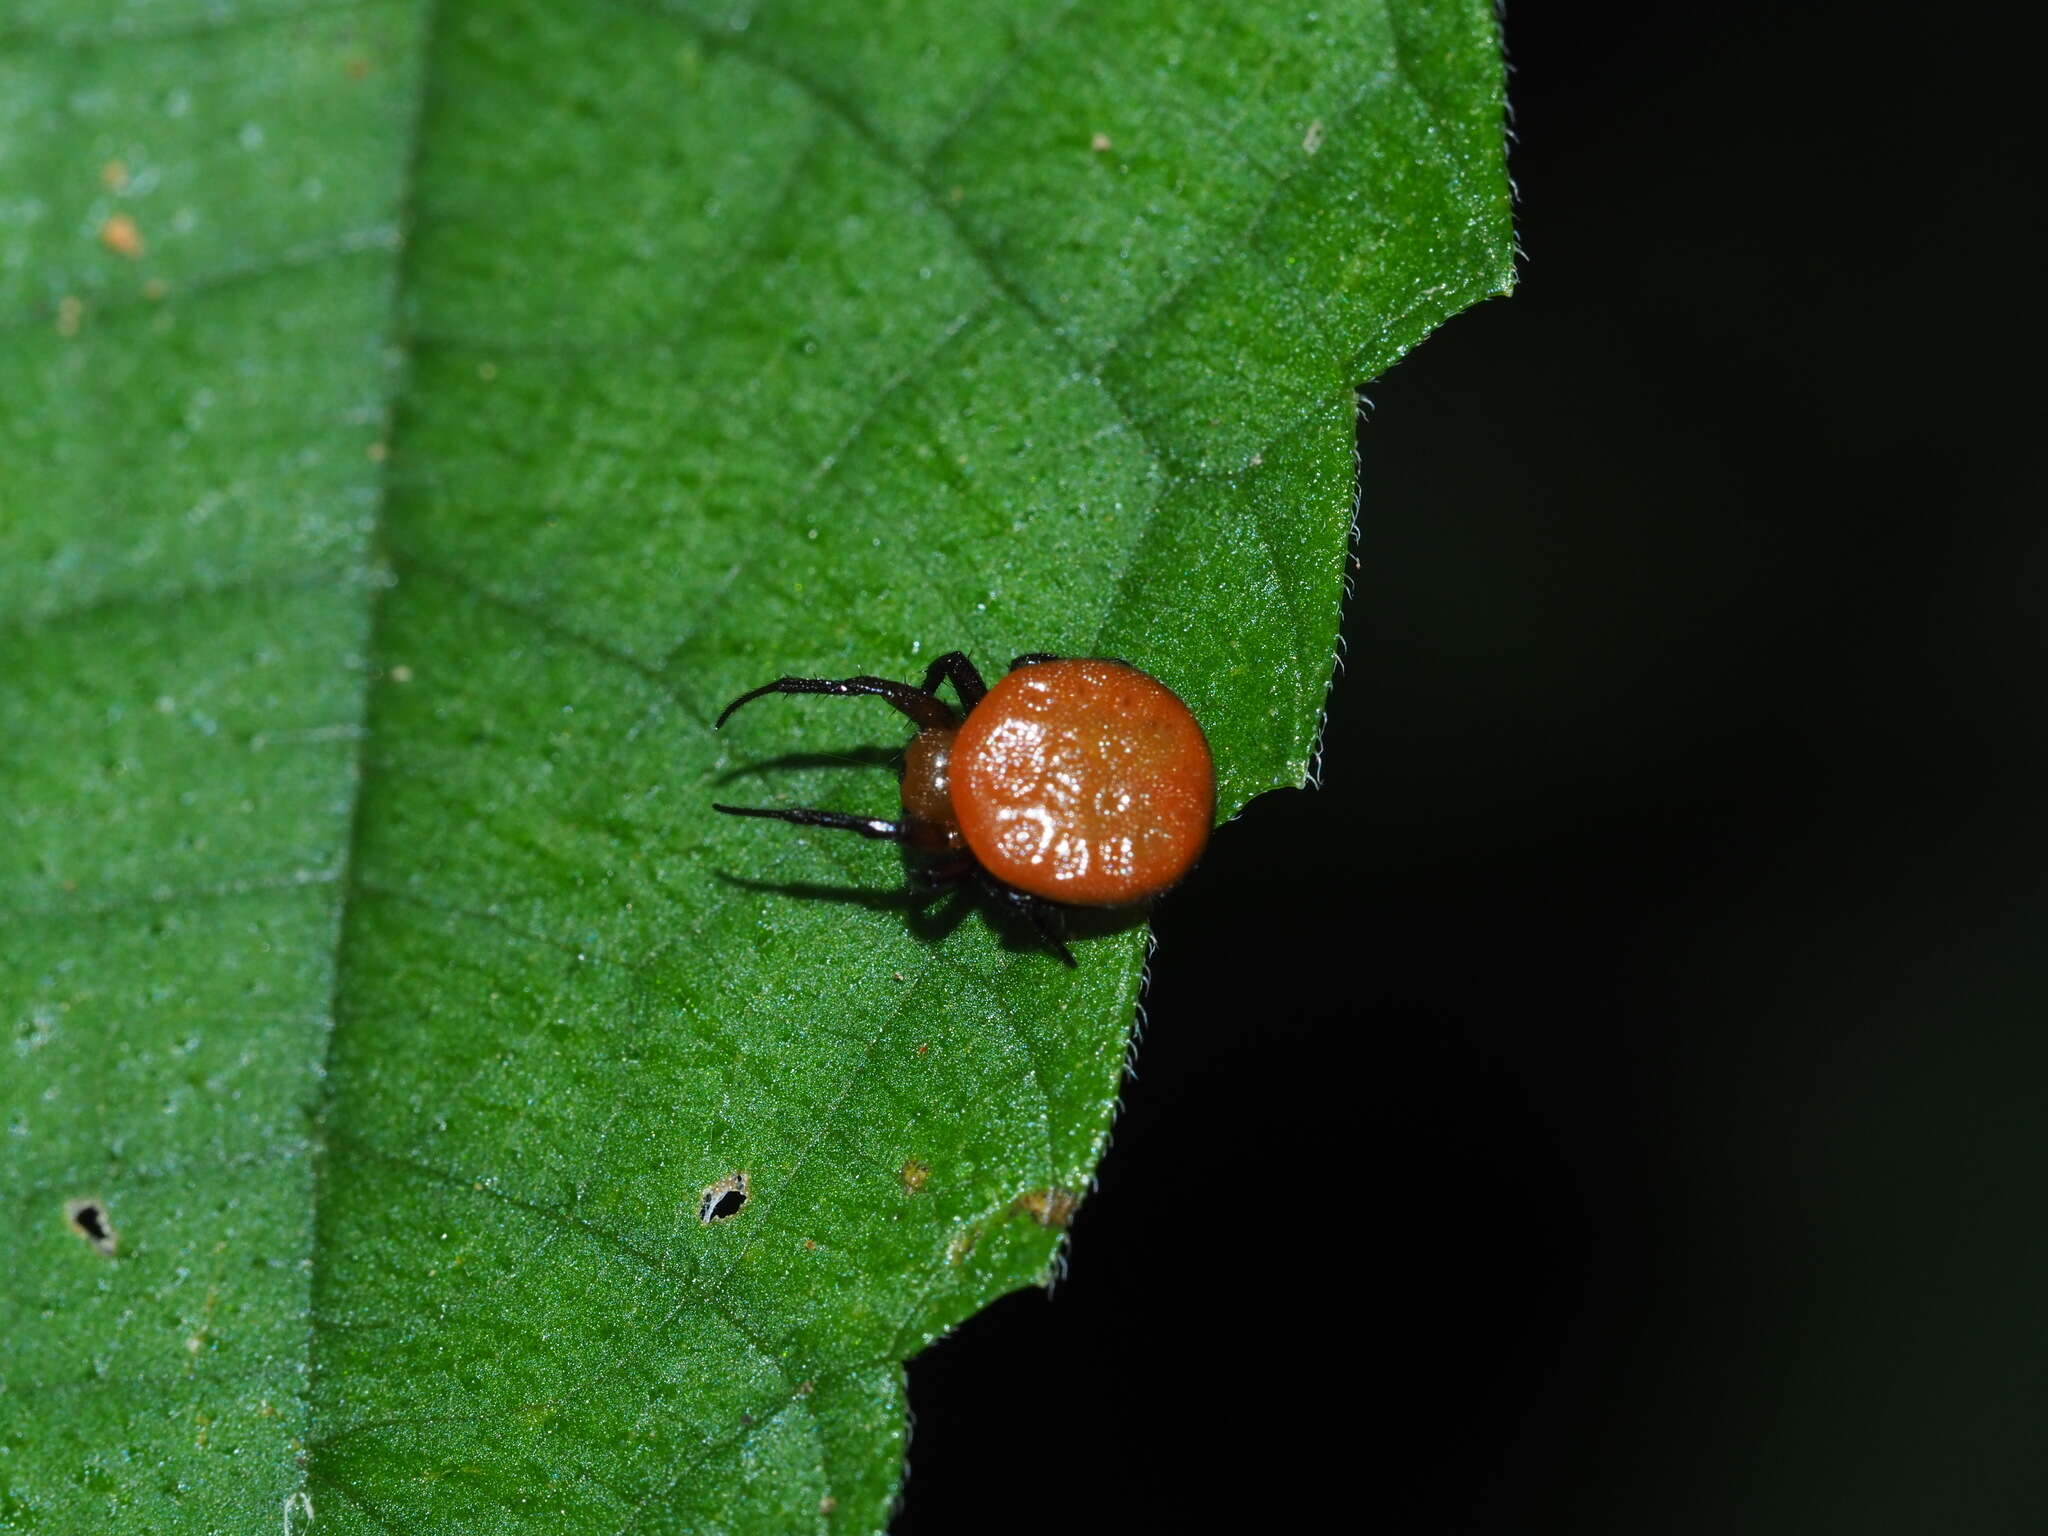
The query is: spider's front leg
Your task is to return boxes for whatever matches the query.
[915,651,988,711]
[716,672,956,731]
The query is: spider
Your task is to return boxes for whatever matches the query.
[713,651,1214,965]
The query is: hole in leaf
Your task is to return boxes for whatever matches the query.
[64,1198,118,1256]
[699,1171,749,1223]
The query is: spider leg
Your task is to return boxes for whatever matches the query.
[1021,899,1078,968]
[711,804,907,842]
[716,674,955,731]
[981,876,1078,967]
[915,651,989,711]
[905,856,975,913]
[910,854,976,892]
[1010,653,1137,672]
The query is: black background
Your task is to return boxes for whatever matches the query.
[897,3,2044,1532]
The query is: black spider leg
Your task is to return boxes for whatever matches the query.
[1011,652,1138,671]
[709,804,906,841]
[910,854,976,894]
[916,651,988,711]
[980,874,1077,967]
[716,673,957,731]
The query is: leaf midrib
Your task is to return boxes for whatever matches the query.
[297,0,442,1498]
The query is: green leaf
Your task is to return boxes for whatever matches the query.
[0,1,1510,1528]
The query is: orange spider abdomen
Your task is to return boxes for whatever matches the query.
[948,659,1214,907]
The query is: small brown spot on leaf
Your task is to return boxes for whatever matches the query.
[100,160,129,192]
[794,1380,814,1397]
[1090,131,1112,152]
[345,55,372,80]
[142,277,169,301]
[1014,1187,1079,1229]
[389,664,414,684]
[899,1158,930,1195]
[99,212,143,258]
[819,1496,837,1515]
[699,1170,749,1223]
[65,1198,117,1256]
[55,295,83,336]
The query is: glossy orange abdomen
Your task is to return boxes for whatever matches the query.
[948,659,1214,906]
